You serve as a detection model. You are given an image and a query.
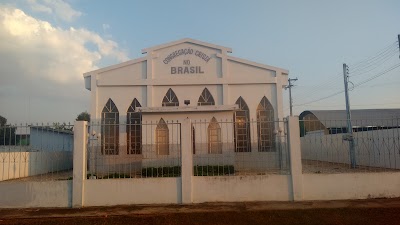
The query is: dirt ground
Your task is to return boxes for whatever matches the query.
[1,198,400,225]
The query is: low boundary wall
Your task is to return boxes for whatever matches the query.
[1,118,400,208]
[0,180,72,208]
[303,172,400,200]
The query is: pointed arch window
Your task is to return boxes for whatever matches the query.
[198,88,215,106]
[156,118,169,155]
[101,98,119,155]
[208,117,222,154]
[234,97,251,152]
[127,98,142,154]
[162,88,179,106]
[257,97,275,152]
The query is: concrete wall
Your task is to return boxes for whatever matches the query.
[2,118,400,208]
[301,128,400,169]
[192,175,292,203]
[0,151,73,181]
[83,178,181,206]
[303,173,400,200]
[0,181,72,208]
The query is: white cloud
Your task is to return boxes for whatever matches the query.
[0,6,129,123]
[27,0,52,14]
[0,6,128,83]
[27,0,82,22]
[102,23,110,31]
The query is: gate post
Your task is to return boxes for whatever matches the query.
[287,116,303,201]
[181,118,193,204]
[73,121,87,208]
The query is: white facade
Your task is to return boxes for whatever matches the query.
[84,38,288,123]
[83,38,289,173]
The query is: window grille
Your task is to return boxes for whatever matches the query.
[197,88,215,106]
[234,96,251,152]
[208,117,222,154]
[127,98,142,154]
[101,98,119,155]
[156,118,169,155]
[162,88,179,106]
[257,96,275,152]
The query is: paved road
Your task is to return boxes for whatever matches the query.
[1,198,400,225]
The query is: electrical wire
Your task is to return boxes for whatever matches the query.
[293,63,400,107]
[348,41,398,69]
[349,48,398,76]
[352,63,400,88]
[292,39,400,108]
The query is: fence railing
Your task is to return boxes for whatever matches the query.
[300,118,400,173]
[0,123,74,181]
[191,119,290,176]
[87,121,181,179]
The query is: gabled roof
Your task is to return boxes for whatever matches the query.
[299,109,400,127]
[142,38,232,54]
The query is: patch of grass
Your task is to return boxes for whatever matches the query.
[142,166,181,178]
[194,165,235,176]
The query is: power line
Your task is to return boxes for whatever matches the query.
[293,63,400,107]
[352,63,400,88]
[293,38,400,108]
[348,41,398,69]
[293,90,344,107]
[349,48,398,76]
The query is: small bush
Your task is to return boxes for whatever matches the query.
[194,165,235,176]
[102,173,131,179]
[142,166,181,177]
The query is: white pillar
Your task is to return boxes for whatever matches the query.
[181,118,193,204]
[72,121,87,208]
[287,116,303,201]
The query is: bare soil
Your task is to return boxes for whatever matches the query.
[1,198,400,225]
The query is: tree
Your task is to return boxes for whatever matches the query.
[0,115,16,145]
[76,111,90,122]
[52,122,73,131]
[0,115,6,127]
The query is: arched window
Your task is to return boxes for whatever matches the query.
[101,98,119,155]
[208,117,222,154]
[192,126,196,154]
[162,88,179,106]
[257,96,275,152]
[198,88,215,106]
[234,97,251,152]
[127,98,142,154]
[156,118,169,155]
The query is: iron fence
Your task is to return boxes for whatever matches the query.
[87,121,181,179]
[0,123,74,182]
[300,118,400,173]
[191,119,290,176]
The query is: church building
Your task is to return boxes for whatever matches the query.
[83,38,289,174]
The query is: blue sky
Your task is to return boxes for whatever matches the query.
[0,0,399,123]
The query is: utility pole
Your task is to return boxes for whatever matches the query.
[398,34,400,58]
[343,63,356,168]
[286,78,298,116]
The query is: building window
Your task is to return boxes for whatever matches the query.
[127,98,142,154]
[234,96,251,152]
[156,118,169,155]
[192,126,196,154]
[257,96,275,152]
[101,98,119,155]
[208,117,222,154]
[162,88,179,106]
[198,88,215,106]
